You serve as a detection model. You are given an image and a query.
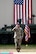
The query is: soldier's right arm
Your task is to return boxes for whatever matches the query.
[12,24,18,31]
[12,26,16,31]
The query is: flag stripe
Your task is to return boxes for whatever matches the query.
[15,5,18,24]
[28,0,32,24]
[20,5,22,24]
[18,5,20,20]
[15,4,17,24]
[23,0,26,24]
[26,0,28,21]
[19,5,21,19]
[16,5,18,24]
[22,4,24,24]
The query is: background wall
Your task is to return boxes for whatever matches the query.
[0,0,36,28]
[0,0,14,28]
[32,0,36,24]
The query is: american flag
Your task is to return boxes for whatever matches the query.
[13,0,32,24]
[24,24,30,41]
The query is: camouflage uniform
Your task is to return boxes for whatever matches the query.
[12,25,23,50]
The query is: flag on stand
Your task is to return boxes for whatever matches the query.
[13,0,32,24]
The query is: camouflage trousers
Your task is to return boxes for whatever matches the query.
[14,38,22,49]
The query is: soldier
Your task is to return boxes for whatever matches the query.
[12,23,23,52]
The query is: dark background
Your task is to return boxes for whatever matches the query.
[0,24,36,44]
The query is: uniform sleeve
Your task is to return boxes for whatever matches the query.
[21,28,24,38]
[12,26,16,32]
